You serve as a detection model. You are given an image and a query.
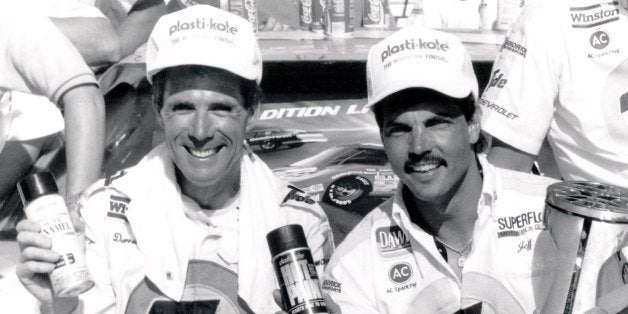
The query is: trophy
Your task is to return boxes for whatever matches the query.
[542,181,628,313]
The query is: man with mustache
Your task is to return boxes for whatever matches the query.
[322,26,559,313]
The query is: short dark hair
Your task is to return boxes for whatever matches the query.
[151,65,262,113]
[372,88,487,153]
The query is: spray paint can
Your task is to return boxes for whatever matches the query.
[267,225,328,314]
[299,0,314,30]
[17,172,94,298]
[325,0,354,37]
[311,0,326,32]
[362,0,388,28]
[229,0,258,32]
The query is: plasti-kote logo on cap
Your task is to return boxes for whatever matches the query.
[169,17,240,36]
[380,37,450,63]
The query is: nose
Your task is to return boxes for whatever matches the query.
[409,126,432,155]
[188,111,214,146]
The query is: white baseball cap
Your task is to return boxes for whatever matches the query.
[366,25,478,109]
[146,5,262,84]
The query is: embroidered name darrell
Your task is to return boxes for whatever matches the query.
[169,18,239,36]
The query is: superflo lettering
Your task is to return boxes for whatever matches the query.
[497,211,545,238]
[570,4,620,28]
[498,211,542,230]
[381,38,449,62]
[169,18,239,36]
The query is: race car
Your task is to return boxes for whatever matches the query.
[245,128,327,151]
[273,144,399,208]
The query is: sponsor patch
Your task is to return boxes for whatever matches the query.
[321,279,342,293]
[488,69,508,89]
[590,30,610,49]
[380,38,450,63]
[501,38,527,57]
[107,195,131,221]
[282,186,316,205]
[478,99,519,120]
[388,262,413,284]
[376,226,411,257]
[168,18,239,36]
[497,211,544,238]
[570,2,621,28]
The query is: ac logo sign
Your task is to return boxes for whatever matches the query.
[590,31,609,49]
[388,262,412,284]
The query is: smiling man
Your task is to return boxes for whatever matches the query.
[322,26,559,313]
[15,5,332,314]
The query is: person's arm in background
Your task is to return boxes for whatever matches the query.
[114,0,166,58]
[5,6,105,198]
[60,85,105,197]
[51,16,122,67]
[478,1,563,173]
[487,137,536,173]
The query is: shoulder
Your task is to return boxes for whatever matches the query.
[496,168,559,198]
[327,200,393,269]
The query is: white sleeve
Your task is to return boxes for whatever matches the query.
[77,189,116,314]
[323,246,379,313]
[479,1,564,155]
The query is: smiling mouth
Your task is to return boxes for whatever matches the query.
[409,162,441,173]
[186,145,223,158]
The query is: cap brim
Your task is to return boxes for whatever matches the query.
[366,64,474,109]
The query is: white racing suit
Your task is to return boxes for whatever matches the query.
[479,0,628,187]
[323,156,558,313]
[75,144,334,313]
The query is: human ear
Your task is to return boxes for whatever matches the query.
[468,108,481,144]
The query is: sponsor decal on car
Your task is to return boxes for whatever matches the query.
[302,183,325,194]
[497,210,544,238]
[376,226,412,257]
[259,104,369,120]
[570,3,620,28]
[501,38,527,58]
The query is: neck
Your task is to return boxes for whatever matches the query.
[405,158,483,248]
[178,169,241,210]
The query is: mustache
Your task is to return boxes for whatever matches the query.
[404,153,446,171]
